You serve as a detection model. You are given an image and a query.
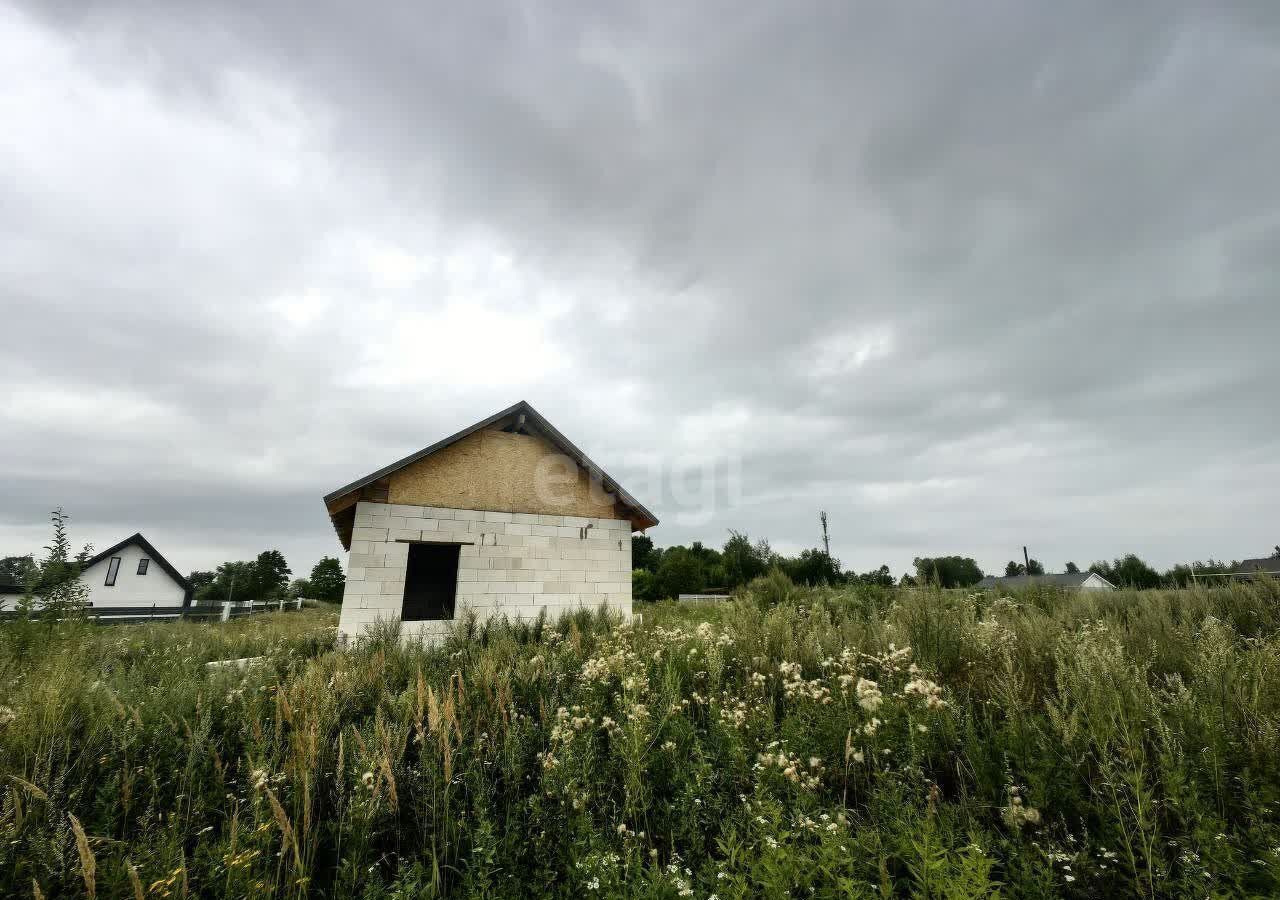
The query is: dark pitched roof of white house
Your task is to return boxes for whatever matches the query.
[322,400,659,531]
[1229,557,1280,576]
[976,571,1114,589]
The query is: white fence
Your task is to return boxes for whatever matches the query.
[0,597,306,624]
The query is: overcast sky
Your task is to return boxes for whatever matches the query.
[2,2,1278,581]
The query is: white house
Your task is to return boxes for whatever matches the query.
[975,571,1115,591]
[78,533,192,609]
[323,401,659,644]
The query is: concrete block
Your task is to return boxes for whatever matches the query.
[483,510,513,523]
[357,503,389,520]
[390,528,422,542]
[505,522,532,536]
[348,540,371,555]
[352,526,389,542]
[348,567,366,582]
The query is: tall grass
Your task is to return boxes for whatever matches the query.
[3,579,1280,898]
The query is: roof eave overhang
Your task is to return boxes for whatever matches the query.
[322,401,659,548]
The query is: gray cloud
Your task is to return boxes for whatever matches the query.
[2,0,1278,580]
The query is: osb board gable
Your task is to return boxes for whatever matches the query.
[386,428,625,521]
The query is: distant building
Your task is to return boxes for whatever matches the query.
[0,533,192,612]
[78,533,192,608]
[1225,556,1280,580]
[975,571,1115,591]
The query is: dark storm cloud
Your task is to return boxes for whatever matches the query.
[2,1,1277,579]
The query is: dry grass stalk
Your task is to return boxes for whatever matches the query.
[427,685,441,735]
[31,878,44,900]
[126,861,145,900]
[380,756,399,812]
[9,775,48,801]
[265,788,304,871]
[68,813,96,899]
[350,725,369,758]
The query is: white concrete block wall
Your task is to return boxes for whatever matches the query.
[337,502,634,643]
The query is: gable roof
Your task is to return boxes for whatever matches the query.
[1229,557,1280,576]
[323,401,659,546]
[976,571,1114,589]
[81,533,192,593]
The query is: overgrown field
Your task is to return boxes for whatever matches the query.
[4,577,1280,898]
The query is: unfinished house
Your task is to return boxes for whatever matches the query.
[324,401,659,643]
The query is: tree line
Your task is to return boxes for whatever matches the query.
[630,530,897,602]
[630,534,1280,600]
[188,553,346,605]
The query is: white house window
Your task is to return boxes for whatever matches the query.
[137,558,150,575]
[104,557,122,586]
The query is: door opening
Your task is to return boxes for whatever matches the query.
[402,543,460,621]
